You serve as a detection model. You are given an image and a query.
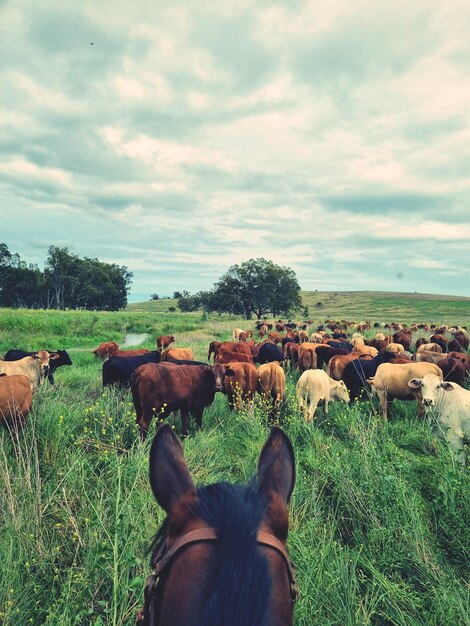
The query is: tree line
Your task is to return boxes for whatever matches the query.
[0,244,132,310]
[176,258,302,319]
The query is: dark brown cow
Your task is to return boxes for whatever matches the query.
[447,352,470,371]
[450,332,469,351]
[215,351,254,365]
[157,335,175,351]
[131,362,234,437]
[223,362,258,411]
[393,333,412,351]
[0,374,32,429]
[414,337,429,351]
[93,341,119,359]
[207,341,222,361]
[437,357,466,385]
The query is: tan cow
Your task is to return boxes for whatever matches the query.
[0,374,32,429]
[367,362,443,420]
[385,343,405,354]
[160,348,194,362]
[257,362,286,417]
[232,328,245,341]
[353,345,379,358]
[417,343,443,354]
[412,351,445,365]
[223,362,258,411]
[0,351,59,392]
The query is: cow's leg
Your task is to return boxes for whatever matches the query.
[48,373,55,385]
[445,429,465,465]
[378,389,388,420]
[324,397,329,414]
[181,410,190,436]
[195,408,204,430]
[307,398,319,423]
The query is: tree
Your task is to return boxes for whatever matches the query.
[204,258,301,319]
[150,293,160,300]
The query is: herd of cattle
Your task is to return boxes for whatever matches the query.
[0,319,469,462]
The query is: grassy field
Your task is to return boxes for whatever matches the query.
[0,298,469,625]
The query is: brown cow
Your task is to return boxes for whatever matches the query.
[161,348,194,362]
[297,343,323,372]
[207,341,222,361]
[223,362,258,411]
[268,332,283,344]
[437,357,466,386]
[0,374,32,429]
[113,349,150,358]
[208,341,252,362]
[448,351,470,371]
[157,335,175,351]
[215,351,254,365]
[327,353,372,381]
[93,341,120,359]
[283,342,299,368]
[131,362,233,437]
[257,362,286,418]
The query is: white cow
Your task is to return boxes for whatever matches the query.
[408,373,470,464]
[296,370,349,423]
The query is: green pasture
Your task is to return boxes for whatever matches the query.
[0,297,469,625]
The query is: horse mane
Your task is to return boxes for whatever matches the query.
[150,481,271,626]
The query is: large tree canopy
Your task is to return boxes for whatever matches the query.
[178,258,301,319]
[0,244,132,310]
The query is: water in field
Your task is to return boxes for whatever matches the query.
[121,332,150,347]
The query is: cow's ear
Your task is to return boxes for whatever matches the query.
[441,382,454,392]
[224,367,236,377]
[49,353,60,360]
[31,354,41,360]
[112,342,119,349]
[149,424,195,514]
[408,378,422,389]
[258,427,295,505]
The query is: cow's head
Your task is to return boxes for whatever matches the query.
[32,350,60,377]
[209,363,236,392]
[408,373,451,407]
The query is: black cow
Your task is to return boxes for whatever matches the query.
[103,351,161,387]
[256,343,283,365]
[103,354,208,387]
[315,346,348,370]
[326,340,353,352]
[343,352,396,402]
[3,349,72,385]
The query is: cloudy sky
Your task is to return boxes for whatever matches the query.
[2,0,470,301]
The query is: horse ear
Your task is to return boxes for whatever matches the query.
[149,424,195,513]
[258,427,295,505]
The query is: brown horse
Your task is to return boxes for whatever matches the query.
[138,424,297,626]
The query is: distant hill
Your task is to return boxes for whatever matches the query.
[127,291,470,324]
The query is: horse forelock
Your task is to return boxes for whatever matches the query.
[150,481,272,626]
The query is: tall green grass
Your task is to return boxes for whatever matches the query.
[0,309,469,625]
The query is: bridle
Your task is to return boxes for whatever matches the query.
[136,527,298,626]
